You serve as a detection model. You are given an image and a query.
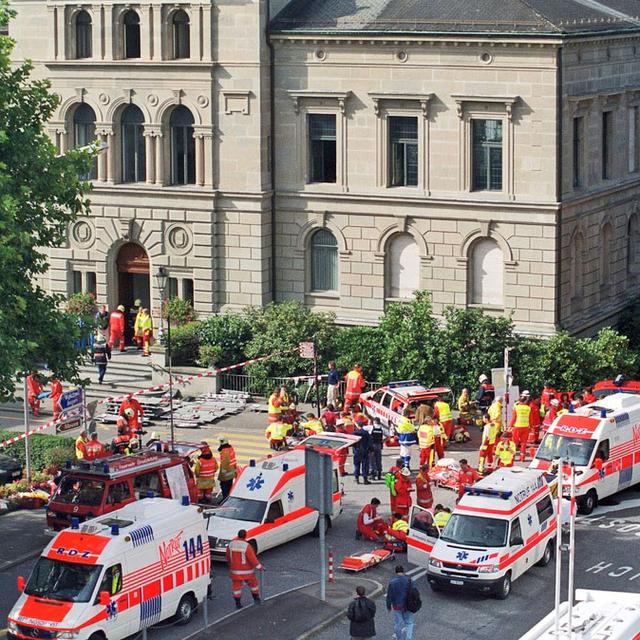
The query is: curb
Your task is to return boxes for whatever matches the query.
[297,577,384,640]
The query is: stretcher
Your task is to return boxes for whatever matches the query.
[428,458,462,491]
[339,548,394,572]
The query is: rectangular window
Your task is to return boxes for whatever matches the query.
[308,114,336,183]
[602,111,613,180]
[389,116,418,187]
[472,119,503,191]
[573,116,583,188]
[72,270,82,294]
[182,278,194,305]
[86,271,96,295]
[167,277,178,299]
[535,496,554,524]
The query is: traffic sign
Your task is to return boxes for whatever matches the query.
[305,448,333,515]
[299,342,315,359]
[59,387,84,411]
[55,417,82,434]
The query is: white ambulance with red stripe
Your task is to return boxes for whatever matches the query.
[207,433,359,559]
[408,468,556,599]
[8,498,210,640]
[530,392,640,515]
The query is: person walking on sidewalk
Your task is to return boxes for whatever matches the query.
[386,565,415,640]
[327,361,340,407]
[347,585,376,640]
[91,334,111,384]
[226,529,264,609]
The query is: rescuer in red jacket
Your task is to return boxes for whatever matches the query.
[393,467,413,517]
[26,374,43,417]
[119,396,144,431]
[226,529,264,609]
[50,378,63,421]
[344,364,365,411]
[108,305,126,352]
[356,498,386,541]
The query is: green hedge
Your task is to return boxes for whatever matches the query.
[0,430,76,473]
[170,322,201,366]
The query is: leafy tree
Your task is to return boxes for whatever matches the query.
[330,326,385,383]
[0,3,92,398]
[162,296,197,326]
[197,313,252,367]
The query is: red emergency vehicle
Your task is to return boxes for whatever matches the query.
[593,377,640,399]
[46,452,198,531]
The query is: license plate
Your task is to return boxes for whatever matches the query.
[450,580,464,586]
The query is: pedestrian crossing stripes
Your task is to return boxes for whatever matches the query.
[201,431,272,464]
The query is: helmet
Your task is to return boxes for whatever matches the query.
[150,431,158,440]
[400,467,411,477]
[124,408,135,418]
[550,398,560,407]
[95,334,106,344]
[117,305,125,312]
[479,374,488,383]
[218,436,229,445]
[522,390,530,397]
[134,299,142,307]
[129,437,139,448]
[454,431,465,443]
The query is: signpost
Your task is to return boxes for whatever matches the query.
[59,387,84,412]
[299,342,315,359]
[55,387,85,434]
[305,447,333,602]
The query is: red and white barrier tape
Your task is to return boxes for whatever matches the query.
[0,407,83,449]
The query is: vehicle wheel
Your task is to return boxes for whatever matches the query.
[249,539,258,555]
[494,572,511,600]
[88,633,105,640]
[311,515,329,537]
[175,593,197,625]
[536,541,553,567]
[578,489,598,515]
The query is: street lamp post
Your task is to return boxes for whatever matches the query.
[155,266,175,452]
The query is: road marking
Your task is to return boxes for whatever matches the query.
[411,569,428,581]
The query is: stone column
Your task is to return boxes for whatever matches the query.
[152,4,163,60]
[56,126,68,154]
[97,133,109,181]
[154,132,164,186]
[141,4,152,60]
[193,126,213,187]
[194,132,204,186]
[102,4,112,60]
[144,131,155,184]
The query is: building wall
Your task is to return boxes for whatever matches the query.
[559,36,640,335]
[273,38,560,334]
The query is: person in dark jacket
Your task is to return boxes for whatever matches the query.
[353,421,371,485]
[91,334,112,384]
[347,585,376,639]
[368,419,384,480]
[386,565,414,640]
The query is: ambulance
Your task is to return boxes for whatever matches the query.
[207,432,359,558]
[8,498,210,640]
[530,392,640,515]
[408,468,556,599]
[519,589,640,639]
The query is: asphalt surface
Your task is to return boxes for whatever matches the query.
[0,404,638,640]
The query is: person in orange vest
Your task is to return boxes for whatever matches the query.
[267,388,282,424]
[50,378,63,421]
[303,413,324,436]
[265,421,290,450]
[193,442,218,503]
[417,416,436,468]
[108,305,126,352]
[226,529,264,609]
[393,467,413,517]
[344,364,365,411]
[84,432,106,461]
[434,396,454,442]
[218,437,238,498]
[541,382,557,411]
[26,374,44,417]
[478,412,499,474]
[75,430,89,460]
[119,396,144,431]
[356,498,386,541]
[495,432,517,467]
[415,464,433,510]
[509,392,532,462]
[338,411,355,435]
[457,458,481,501]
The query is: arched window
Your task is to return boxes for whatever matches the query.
[75,10,92,59]
[123,10,140,59]
[570,232,584,297]
[387,233,420,299]
[121,105,145,183]
[628,213,640,274]
[311,229,338,292]
[73,104,97,179]
[170,106,195,185]
[601,223,613,286]
[470,238,503,306]
[172,10,190,59]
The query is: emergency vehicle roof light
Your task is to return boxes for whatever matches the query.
[146,491,154,498]
[283,463,289,471]
[155,443,162,452]
[464,485,513,500]
[111,524,119,536]
[181,496,190,506]
[102,463,110,473]
[70,517,79,529]
[65,460,72,469]
[388,379,420,389]
[250,459,256,467]
[568,404,575,413]
[614,374,624,387]
[600,409,607,418]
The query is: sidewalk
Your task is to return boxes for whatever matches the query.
[0,509,50,570]
[190,576,383,640]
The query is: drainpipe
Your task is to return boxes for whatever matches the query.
[554,45,563,332]
[267,0,277,302]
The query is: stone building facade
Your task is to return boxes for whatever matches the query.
[8,0,640,336]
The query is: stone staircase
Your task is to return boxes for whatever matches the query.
[79,350,153,402]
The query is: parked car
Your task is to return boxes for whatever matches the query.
[0,455,23,485]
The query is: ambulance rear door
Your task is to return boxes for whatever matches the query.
[407,505,439,568]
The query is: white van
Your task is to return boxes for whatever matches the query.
[519,589,640,639]
[530,392,640,514]
[408,467,556,599]
[8,498,209,640]
[207,432,359,558]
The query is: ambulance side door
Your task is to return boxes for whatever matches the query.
[507,516,527,580]
[96,560,133,640]
[407,505,439,568]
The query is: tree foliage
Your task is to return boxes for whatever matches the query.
[0,3,92,397]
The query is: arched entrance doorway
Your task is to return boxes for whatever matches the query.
[116,243,150,345]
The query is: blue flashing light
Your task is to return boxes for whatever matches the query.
[249,459,256,467]
[388,380,421,389]
[155,442,162,452]
[600,409,607,418]
[181,495,190,506]
[283,463,289,471]
[111,524,119,536]
[569,404,575,413]
[464,485,513,500]
[146,491,155,499]
[70,517,79,530]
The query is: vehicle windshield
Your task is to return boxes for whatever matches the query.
[536,433,596,466]
[54,476,105,507]
[25,557,103,603]
[440,514,508,548]
[212,497,267,523]
[302,436,347,450]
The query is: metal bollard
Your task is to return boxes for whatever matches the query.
[258,568,265,604]
[328,548,334,584]
[203,596,209,629]
[142,626,147,640]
